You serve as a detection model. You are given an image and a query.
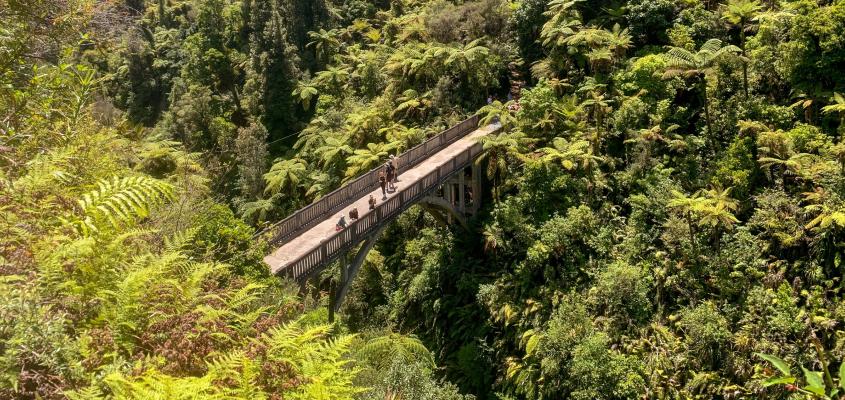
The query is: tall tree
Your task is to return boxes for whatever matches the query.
[242,0,302,142]
[721,0,762,98]
[662,39,741,145]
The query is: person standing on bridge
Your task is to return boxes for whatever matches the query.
[390,154,399,183]
[378,171,387,199]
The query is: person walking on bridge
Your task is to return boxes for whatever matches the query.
[390,154,399,183]
[378,171,387,199]
[385,160,396,191]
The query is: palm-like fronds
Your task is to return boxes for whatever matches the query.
[294,117,333,153]
[662,39,740,78]
[264,158,307,196]
[821,93,845,116]
[721,0,763,28]
[803,187,845,234]
[379,123,424,152]
[357,333,434,371]
[479,100,518,130]
[292,79,319,110]
[804,204,845,232]
[662,39,740,138]
[197,282,270,336]
[344,142,398,179]
[316,136,353,168]
[384,44,431,83]
[541,138,601,171]
[668,187,741,232]
[238,194,280,225]
[314,66,350,94]
[444,39,490,73]
[392,89,432,119]
[306,28,341,60]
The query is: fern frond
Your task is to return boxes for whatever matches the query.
[357,333,435,370]
[164,227,198,252]
[71,176,174,235]
[663,47,696,69]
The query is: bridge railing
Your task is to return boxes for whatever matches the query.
[256,114,481,249]
[283,137,487,281]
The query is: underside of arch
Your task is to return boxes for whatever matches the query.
[418,196,470,231]
[329,195,471,317]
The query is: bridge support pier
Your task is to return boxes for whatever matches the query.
[328,227,386,322]
[470,162,482,215]
[435,164,482,220]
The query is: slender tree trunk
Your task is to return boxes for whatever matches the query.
[159,0,167,24]
[702,78,714,147]
[687,213,695,246]
[741,30,748,98]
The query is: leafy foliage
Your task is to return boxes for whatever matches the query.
[8,0,845,399]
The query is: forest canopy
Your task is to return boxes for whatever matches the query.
[3,0,845,399]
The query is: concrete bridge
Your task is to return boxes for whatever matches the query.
[256,115,501,314]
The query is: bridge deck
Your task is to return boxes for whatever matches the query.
[265,123,497,274]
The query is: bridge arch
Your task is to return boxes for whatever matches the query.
[327,193,475,317]
[255,117,501,317]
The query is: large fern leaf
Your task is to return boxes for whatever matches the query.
[71,176,174,235]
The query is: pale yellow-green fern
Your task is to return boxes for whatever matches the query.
[69,176,174,235]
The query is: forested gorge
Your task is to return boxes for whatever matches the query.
[3,0,845,398]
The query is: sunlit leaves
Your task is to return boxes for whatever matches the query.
[357,333,435,371]
[264,158,308,196]
[307,28,341,61]
[345,142,398,179]
[315,66,351,95]
[69,176,175,236]
[668,187,740,233]
[292,80,319,110]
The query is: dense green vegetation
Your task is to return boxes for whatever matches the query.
[4,0,845,398]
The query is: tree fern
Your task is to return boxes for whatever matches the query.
[263,158,307,196]
[357,333,435,371]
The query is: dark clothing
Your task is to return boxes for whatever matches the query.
[379,175,387,196]
[386,162,396,190]
[369,196,377,210]
[349,208,359,220]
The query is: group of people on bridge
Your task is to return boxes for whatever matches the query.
[336,155,399,231]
